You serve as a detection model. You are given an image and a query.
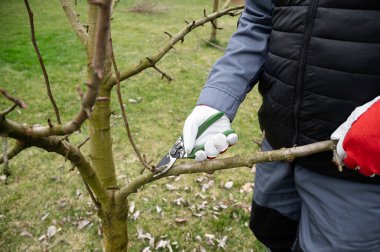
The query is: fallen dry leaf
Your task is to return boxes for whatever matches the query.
[166,183,179,191]
[47,225,57,239]
[217,236,228,249]
[78,219,91,230]
[142,247,151,252]
[156,239,173,252]
[132,210,140,220]
[129,201,136,214]
[205,234,215,246]
[40,212,49,221]
[224,181,233,189]
[156,205,162,214]
[38,234,46,242]
[240,182,254,193]
[174,217,187,223]
[20,230,33,238]
[201,180,214,193]
[0,175,6,183]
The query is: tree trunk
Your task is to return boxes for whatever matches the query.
[209,0,219,42]
[99,196,129,251]
[87,4,129,251]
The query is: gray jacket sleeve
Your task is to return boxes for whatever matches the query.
[196,0,273,121]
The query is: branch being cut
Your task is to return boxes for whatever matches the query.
[14,0,112,138]
[60,0,89,46]
[24,0,62,125]
[106,4,244,88]
[117,140,336,200]
[109,36,153,172]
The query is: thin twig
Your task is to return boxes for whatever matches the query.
[106,4,244,88]
[152,66,173,82]
[15,0,112,138]
[0,88,27,109]
[78,137,90,149]
[1,104,18,117]
[24,0,62,124]
[164,31,172,39]
[111,0,119,14]
[82,177,101,209]
[60,0,89,46]
[109,36,153,172]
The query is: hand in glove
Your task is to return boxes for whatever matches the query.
[183,106,238,161]
[331,96,380,176]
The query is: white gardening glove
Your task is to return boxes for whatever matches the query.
[183,105,238,161]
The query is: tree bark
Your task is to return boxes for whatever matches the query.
[87,4,129,251]
[209,0,219,42]
[99,196,129,251]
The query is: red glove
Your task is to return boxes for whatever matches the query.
[331,97,380,177]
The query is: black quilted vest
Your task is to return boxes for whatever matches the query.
[258,0,380,183]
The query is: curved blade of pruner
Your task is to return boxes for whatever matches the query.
[153,136,187,177]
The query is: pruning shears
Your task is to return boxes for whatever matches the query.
[154,111,234,177]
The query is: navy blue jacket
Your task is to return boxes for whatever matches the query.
[197,0,273,120]
[197,0,380,183]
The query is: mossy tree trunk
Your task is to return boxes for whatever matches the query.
[87,4,129,251]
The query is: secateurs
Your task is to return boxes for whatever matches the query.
[154,112,234,177]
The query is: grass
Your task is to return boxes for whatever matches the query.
[0,0,266,251]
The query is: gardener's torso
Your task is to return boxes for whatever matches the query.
[258,0,380,183]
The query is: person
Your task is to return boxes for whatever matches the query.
[182,1,380,251]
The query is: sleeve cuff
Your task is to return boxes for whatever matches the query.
[196,86,241,121]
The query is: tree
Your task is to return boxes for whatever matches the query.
[0,0,337,251]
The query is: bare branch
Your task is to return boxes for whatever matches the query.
[111,0,119,14]
[24,0,62,124]
[0,88,27,109]
[152,65,173,82]
[0,141,29,165]
[117,140,336,199]
[0,117,111,209]
[15,0,112,138]
[60,0,89,46]
[106,4,244,88]
[109,36,153,172]
[1,104,18,117]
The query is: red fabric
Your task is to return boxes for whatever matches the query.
[343,100,380,176]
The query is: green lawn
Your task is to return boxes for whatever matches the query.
[0,0,266,251]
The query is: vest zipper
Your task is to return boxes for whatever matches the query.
[292,0,319,145]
